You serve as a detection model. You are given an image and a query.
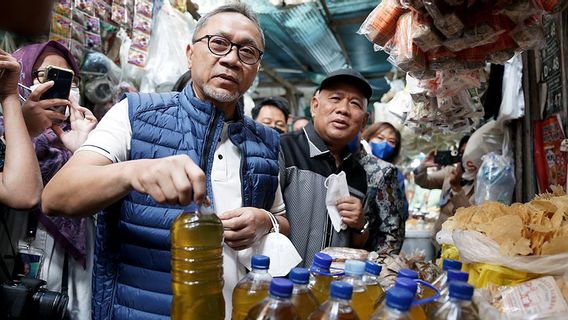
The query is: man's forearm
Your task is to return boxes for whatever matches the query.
[42,153,135,216]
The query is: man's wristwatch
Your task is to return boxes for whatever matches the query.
[354,219,369,234]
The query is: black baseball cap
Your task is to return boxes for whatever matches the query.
[317,68,373,100]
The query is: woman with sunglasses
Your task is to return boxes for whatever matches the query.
[4,40,97,319]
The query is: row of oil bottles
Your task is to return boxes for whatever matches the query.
[233,254,478,320]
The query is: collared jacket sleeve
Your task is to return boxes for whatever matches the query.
[414,164,449,190]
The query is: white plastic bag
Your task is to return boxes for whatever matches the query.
[452,230,568,275]
[140,2,195,92]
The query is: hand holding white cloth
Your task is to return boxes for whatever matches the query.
[325,171,350,232]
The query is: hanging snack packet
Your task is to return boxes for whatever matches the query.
[509,15,546,51]
[51,14,72,39]
[358,0,407,47]
[71,21,85,44]
[55,0,73,17]
[387,12,426,73]
[428,47,460,71]
[75,0,96,16]
[131,30,150,52]
[411,12,442,52]
[111,2,128,26]
[135,0,153,18]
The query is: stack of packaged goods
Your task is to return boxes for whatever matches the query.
[358,0,560,137]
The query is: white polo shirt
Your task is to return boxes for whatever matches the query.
[78,99,285,318]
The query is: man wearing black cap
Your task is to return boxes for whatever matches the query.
[252,96,290,133]
[279,68,371,267]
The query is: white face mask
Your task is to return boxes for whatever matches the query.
[69,87,80,103]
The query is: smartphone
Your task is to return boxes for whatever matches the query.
[40,65,74,114]
[434,150,462,166]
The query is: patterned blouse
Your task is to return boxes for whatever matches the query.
[355,149,406,254]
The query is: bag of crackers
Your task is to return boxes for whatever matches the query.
[440,186,568,288]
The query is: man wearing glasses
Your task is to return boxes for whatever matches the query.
[42,4,289,320]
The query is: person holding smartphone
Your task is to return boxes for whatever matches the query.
[2,40,98,319]
[414,135,473,252]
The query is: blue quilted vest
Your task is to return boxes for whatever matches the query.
[92,85,280,319]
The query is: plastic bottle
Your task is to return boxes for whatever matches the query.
[369,287,414,320]
[308,281,359,320]
[431,281,478,320]
[289,268,319,320]
[377,277,427,320]
[341,260,374,320]
[232,255,273,320]
[171,206,225,320]
[245,278,299,320]
[425,270,468,315]
[431,259,463,290]
[308,252,334,305]
[362,261,385,308]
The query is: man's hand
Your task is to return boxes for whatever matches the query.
[220,207,272,251]
[0,49,20,100]
[129,154,206,206]
[22,81,68,137]
[449,164,463,192]
[337,196,365,230]
[51,96,97,152]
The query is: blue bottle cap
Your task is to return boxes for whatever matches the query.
[385,287,414,311]
[397,268,418,280]
[310,252,332,274]
[251,255,270,270]
[344,260,365,277]
[394,277,418,295]
[365,261,382,276]
[447,270,469,283]
[448,281,474,301]
[329,281,353,300]
[289,267,310,285]
[270,278,294,299]
[442,259,463,271]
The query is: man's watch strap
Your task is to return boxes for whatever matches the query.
[354,219,369,234]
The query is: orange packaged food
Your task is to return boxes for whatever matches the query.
[388,12,427,73]
[358,0,407,47]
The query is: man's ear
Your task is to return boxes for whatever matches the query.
[186,43,193,68]
[310,95,319,118]
[361,112,370,130]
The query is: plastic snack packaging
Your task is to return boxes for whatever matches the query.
[75,0,96,16]
[387,12,427,73]
[358,0,407,47]
[55,0,73,17]
[428,47,460,71]
[411,12,442,52]
[509,15,546,51]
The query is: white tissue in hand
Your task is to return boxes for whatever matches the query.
[325,171,349,232]
[237,233,302,277]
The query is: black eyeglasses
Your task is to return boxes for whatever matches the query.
[193,35,263,65]
[32,69,79,87]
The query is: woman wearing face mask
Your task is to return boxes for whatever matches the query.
[350,124,406,254]
[4,40,97,319]
[361,122,409,221]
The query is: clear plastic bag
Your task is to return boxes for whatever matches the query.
[411,12,442,52]
[387,12,427,73]
[357,0,407,47]
[139,1,195,92]
[474,152,515,205]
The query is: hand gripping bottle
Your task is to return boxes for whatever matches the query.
[289,268,319,320]
[308,252,334,305]
[171,206,224,320]
[232,255,273,320]
[362,261,385,308]
[370,287,413,320]
[308,281,359,320]
[341,260,374,320]
[431,281,478,320]
[431,259,463,290]
[245,278,299,320]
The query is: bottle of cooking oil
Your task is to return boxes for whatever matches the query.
[289,268,319,319]
[232,255,272,320]
[308,252,333,305]
[431,259,463,290]
[245,278,299,320]
[362,261,385,308]
[340,260,374,320]
[308,281,359,320]
[171,206,224,320]
[430,281,478,320]
[427,270,469,314]
[369,287,414,320]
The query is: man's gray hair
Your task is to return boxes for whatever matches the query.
[192,3,265,48]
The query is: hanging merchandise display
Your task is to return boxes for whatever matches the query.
[358,0,557,137]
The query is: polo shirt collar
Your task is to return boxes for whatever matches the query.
[303,123,352,162]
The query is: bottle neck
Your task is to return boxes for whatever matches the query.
[292,283,310,292]
[252,268,269,274]
[384,305,409,317]
[363,273,379,283]
[329,296,352,307]
[269,294,291,302]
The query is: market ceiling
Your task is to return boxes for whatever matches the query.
[188,0,391,100]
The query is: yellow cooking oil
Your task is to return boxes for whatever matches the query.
[171,209,225,320]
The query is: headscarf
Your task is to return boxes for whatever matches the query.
[7,41,87,268]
